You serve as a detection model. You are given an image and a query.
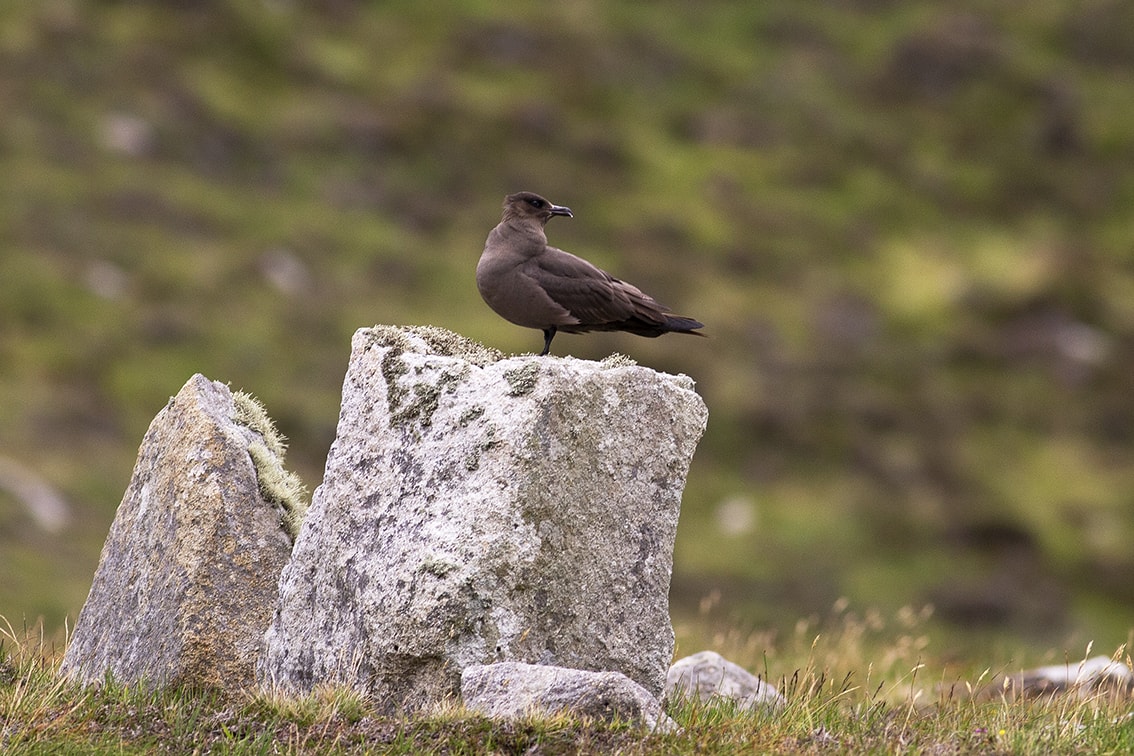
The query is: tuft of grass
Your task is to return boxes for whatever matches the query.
[4,611,1134,753]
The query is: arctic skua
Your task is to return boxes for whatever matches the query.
[476,191,704,356]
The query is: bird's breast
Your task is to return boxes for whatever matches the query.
[476,256,575,330]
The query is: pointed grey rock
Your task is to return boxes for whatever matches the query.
[60,374,303,691]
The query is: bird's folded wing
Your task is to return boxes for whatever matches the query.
[530,248,670,326]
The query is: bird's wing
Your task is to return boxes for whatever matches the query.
[527,247,670,327]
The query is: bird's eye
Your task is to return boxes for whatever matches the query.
[527,198,544,209]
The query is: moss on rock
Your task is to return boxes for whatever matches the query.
[232,390,309,541]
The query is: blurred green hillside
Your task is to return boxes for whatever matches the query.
[3,1,1134,658]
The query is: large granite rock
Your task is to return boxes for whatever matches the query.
[259,326,707,711]
[60,374,305,691]
[461,661,676,732]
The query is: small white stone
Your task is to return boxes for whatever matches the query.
[667,650,785,710]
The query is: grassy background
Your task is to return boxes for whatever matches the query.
[2,1,1134,666]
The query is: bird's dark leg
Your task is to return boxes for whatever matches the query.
[539,327,557,356]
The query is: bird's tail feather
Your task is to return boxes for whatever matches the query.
[663,315,705,334]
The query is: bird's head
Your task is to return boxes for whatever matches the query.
[502,192,573,226]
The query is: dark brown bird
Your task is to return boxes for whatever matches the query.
[477,191,705,356]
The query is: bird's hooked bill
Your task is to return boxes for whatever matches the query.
[550,204,573,218]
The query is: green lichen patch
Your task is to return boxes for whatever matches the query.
[372,326,495,430]
[459,406,486,426]
[233,391,309,542]
[504,362,541,396]
[361,325,502,366]
[380,347,411,419]
[394,381,440,428]
[406,326,503,366]
[421,554,459,577]
[600,353,638,369]
[389,365,468,431]
[362,325,414,353]
[465,426,501,471]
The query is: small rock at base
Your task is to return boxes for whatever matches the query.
[666,650,785,710]
[461,661,678,732]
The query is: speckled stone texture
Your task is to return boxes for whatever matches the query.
[59,374,295,692]
[259,326,708,711]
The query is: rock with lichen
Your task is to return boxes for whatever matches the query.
[60,374,305,692]
[258,325,708,711]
